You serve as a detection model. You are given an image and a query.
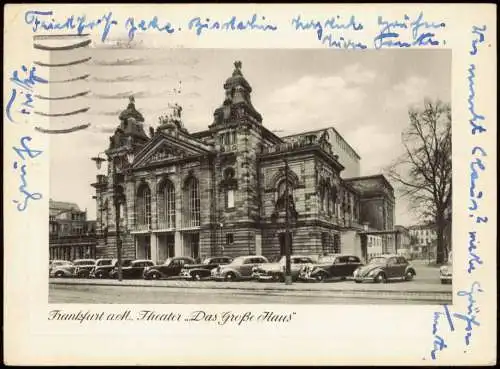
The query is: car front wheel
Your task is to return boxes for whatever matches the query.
[225,272,237,282]
[150,272,161,280]
[192,272,202,281]
[314,272,328,283]
[405,271,415,281]
[375,273,387,283]
[55,271,64,278]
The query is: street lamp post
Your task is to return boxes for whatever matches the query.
[219,222,224,256]
[92,151,134,282]
[284,158,292,285]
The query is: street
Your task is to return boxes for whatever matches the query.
[49,283,449,304]
[49,261,451,304]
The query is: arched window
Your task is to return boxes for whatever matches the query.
[158,180,176,228]
[185,177,200,227]
[137,183,152,227]
[277,179,294,201]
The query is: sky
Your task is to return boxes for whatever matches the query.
[46,48,451,226]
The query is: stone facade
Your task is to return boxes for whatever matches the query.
[91,61,395,264]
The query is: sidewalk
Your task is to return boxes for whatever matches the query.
[50,278,452,301]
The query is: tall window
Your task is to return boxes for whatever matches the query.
[325,183,331,215]
[137,184,152,227]
[185,177,200,227]
[226,189,235,208]
[158,180,176,228]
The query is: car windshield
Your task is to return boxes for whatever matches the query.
[54,261,72,266]
[369,257,387,265]
[163,258,172,266]
[98,260,113,266]
[231,257,245,265]
[202,259,212,265]
[74,260,95,266]
[319,256,337,263]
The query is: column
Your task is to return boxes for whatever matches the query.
[175,231,182,256]
[150,233,158,263]
[255,233,262,255]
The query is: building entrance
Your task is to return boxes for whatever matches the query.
[157,233,175,263]
[136,234,151,260]
[184,233,200,260]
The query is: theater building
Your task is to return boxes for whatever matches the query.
[92,61,395,264]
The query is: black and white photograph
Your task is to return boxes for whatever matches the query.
[46,48,453,305]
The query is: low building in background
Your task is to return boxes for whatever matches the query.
[49,199,97,261]
[394,225,411,257]
[408,224,437,259]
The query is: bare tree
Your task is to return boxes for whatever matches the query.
[387,100,451,264]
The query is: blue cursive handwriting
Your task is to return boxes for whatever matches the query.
[469,151,488,224]
[125,16,175,41]
[291,14,363,41]
[24,10,117,42]
[430,304,454,360]
[6,65,47,123]
[188,14,277,36]
[374,12,445,49]
[470,25,487,55]
[322,34,367,49]
[467,64,486,134]
[12,136,43,211]
[455,282,483,345]
[467,232,483,273]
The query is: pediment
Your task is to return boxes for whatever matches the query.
[132,134,210,168]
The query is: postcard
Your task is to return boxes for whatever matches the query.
[3,3,497,366]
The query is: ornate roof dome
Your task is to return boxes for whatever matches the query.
[212,61,262,125]
[119,96,145,123]
[223,61,252,93]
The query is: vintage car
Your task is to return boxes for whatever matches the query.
[298,254,363,282]
[143,256,196,280]
[440,252,453,284]
[72,259,98,278]
[110,260,156,279]
[252,255,315,282]
[180,256,233,280]
[212,255,269,281]
[90,258,134,279]
[353,254,416,283]
[49,260,73,277]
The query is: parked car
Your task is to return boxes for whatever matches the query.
[353,254,416,283]
[49,260,74,277]
[110,260,155,279]
[252,255,315,282]
[212,255,269,281]
[440,252,453,284]
[299,254,363,282]
[180,256,233,280]
[73,259,98,278]
[90,258,134,279]
[143,256,196,280]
